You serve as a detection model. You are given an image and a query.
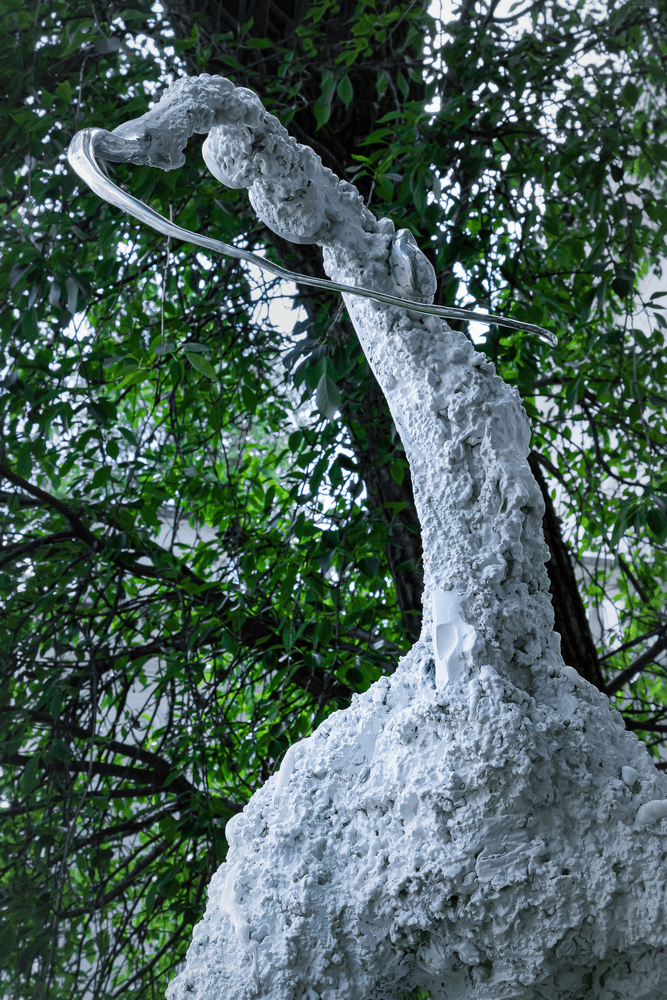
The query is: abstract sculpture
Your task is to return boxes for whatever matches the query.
[69,75,667,1000]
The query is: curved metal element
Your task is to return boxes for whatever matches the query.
[67,128,558,347]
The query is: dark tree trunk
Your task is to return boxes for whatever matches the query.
[529,452,604,689]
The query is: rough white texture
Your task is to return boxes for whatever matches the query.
[99,76,667,999]
[169,655,667,1000]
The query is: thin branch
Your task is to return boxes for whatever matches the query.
[59,841,167,919]
[605,632,667,696]
[0,465,99,547]
[0,531,77,569]
[71,807,174,851]
[109,916,190,998]
[599,623,667,663]
[0,751,189,793]
[0,785,168,817]
[617,554,654,606]
[491,0,542,22]
[0,489,48,508]
[528,449,568,487]
[579,401,643,487]
[623,717,667,735]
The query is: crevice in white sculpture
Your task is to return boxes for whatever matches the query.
[70,76,667,1000]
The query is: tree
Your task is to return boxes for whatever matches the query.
[1,0,666,997]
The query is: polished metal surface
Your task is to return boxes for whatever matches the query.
[67,127,558,347]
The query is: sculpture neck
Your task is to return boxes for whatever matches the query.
[321,244,560,691]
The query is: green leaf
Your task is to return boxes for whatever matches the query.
[55,80,73,104]
[345,666,363,686]
[145,883,158,915]
[360,556,380,578]
[600,127,620,148]
[565,377,585,408]
[0,923,17,961]
[315,373,340,419]
[610,499,633,548]
[241,384,257,410]
[15,443,32,479]
[384,501,408,514]
[396,70,409,99]
[118,368,149,388]
[288,430,302,452]
[66,275,80,314]
[49,739,71,762]
[49,687,62,722]
[182,342,210,353]
[390,460,406,486]
[22,756,39,794]
[313,96,331,129]
[9,263,30,288]
[376,175,394,202]
[622,80,640,107]
[119,426,137,446]
[91,466,111,490]
[647,506,667,540]
[320,69,336,101]
[337,74,353,108]
[185,351,216,379]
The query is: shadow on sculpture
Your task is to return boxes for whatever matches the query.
[69,75,667,1000]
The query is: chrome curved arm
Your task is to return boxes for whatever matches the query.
[67,128,557,347]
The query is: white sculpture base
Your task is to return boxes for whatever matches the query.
[167,642,667,1000]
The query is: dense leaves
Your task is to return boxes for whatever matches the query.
[1,0,666,997]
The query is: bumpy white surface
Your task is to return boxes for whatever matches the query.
[169,653,667,1000]
[101,76,667,999]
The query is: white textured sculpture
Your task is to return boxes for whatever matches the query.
[73,77,667,1000]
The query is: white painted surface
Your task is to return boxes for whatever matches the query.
[432,588,475,685]
[102,75,667,1000]
[636,799,667,825]
[168,652,667,1000]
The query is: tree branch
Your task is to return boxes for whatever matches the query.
[0,530,77,569]
[491,0,543,23]
[599,624,667,663]
[59,841,167,918]
[0,751,192,796]
[0,785,173,817]
[623,717,667,735]
[604,631,667,696]
[617,554,654,605]
[0,465,100,548]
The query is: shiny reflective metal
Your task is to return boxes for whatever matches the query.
[67,128,557,347]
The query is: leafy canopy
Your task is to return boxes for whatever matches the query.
[1,0,666,997]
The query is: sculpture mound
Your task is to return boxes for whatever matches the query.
[166,642,667,1000]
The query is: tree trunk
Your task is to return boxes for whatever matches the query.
[528,451,604,689]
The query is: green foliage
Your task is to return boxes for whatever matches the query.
[403,987,431,1000]
[1,0,667,998]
